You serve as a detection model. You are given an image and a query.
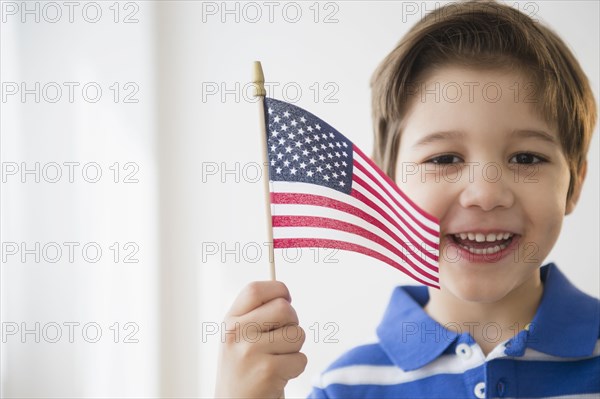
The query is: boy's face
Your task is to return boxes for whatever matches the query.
[395,66,583,303]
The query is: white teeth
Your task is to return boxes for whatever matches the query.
[460,243,508,255]
[453,232,514,242]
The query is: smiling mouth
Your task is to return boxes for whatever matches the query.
[448,232,517,255]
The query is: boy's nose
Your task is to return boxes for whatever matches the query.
[458,166,514,211]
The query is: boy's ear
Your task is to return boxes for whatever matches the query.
[565,160,587,215]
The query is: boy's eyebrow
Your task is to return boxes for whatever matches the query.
[411,129,558,148]
[411,131,465,148]
[511,129,558,144]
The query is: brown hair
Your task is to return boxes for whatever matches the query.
[371,0,597,199]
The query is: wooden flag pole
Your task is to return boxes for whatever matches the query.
[253,61,277,281]
[254,62,285,399]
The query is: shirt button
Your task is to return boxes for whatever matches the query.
[456,343,473,359]
[496,379,507,397]
[474,382,486,399]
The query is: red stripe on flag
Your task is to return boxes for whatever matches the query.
[349,188,439,253]
[274,238,440,289]
[271,191,438,265]
[352,175,439,250]
[273,215,438,281]
[353,160,438,238]
[353,145,440,225]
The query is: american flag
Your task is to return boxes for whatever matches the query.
[264,97,440,288]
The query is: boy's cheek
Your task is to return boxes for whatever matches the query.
[396,173,456,221]
[518,168,570,213]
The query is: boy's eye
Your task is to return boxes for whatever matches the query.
[426,154,462,164]
[510,153,546,164]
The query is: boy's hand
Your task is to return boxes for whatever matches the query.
[215,281,308,399]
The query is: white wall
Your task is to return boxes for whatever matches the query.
[1,2,159,397]
[1,1,598,398]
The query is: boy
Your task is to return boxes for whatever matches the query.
[215,1,599,398]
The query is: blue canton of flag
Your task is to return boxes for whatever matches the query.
[266,98,353,194]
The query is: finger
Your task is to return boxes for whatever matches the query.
[240,325,305,355]
[273,352,308,380]
[238,297,299,331]
[228,281,291,317]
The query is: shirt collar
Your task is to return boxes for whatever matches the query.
[376,263,600,371]
[525,263,599,357]
[376,283,459,371]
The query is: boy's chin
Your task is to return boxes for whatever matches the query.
[446,283,509,304]
[438,267,516,304]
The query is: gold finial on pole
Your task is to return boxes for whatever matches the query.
[253,61,267,97]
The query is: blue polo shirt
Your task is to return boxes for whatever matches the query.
[308,263,600,398]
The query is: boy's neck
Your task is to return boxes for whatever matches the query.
[423,270,544,356]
